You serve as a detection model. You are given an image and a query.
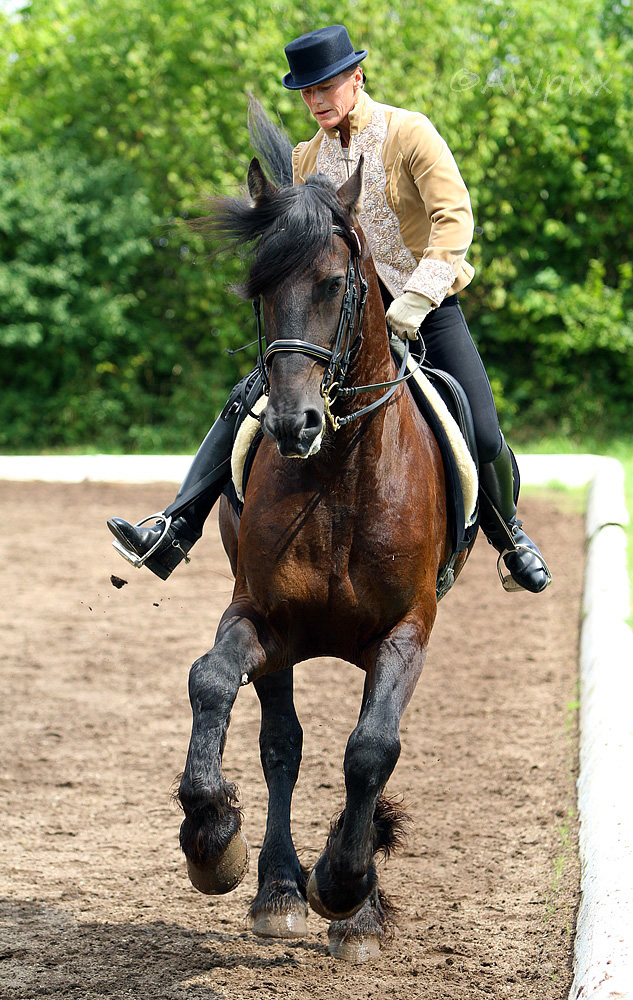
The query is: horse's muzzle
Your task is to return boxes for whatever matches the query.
[261,404,326,459]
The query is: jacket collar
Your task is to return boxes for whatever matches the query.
[323,89,375,141]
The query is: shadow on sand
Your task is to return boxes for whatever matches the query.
[0,897,326,999]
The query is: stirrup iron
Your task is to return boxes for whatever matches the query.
[496,545,553,593]
[110,512,174,569]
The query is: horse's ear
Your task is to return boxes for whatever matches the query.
[336,153,364,221]
[248,157,277,204]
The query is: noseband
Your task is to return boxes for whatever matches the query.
[252,225,419,431]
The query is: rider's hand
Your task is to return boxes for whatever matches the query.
[386,291,434,340]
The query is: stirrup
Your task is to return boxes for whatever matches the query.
[110,512,173,570]
[496,545,552,593]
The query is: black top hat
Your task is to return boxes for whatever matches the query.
[282,25,367,90]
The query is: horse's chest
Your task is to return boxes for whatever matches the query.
[244,509,354,597]
[242,503,420,627]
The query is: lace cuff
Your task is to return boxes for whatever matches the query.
[403,259,456,307]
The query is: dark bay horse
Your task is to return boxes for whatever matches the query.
[176,145,471,962]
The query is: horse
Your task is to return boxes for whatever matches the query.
[176,129,472,962]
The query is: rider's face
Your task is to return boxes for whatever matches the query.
[300,67,363,134]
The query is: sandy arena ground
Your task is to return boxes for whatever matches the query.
[1,481,583,1000]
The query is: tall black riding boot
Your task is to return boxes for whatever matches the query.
[478,436,552,594]
[107,372,262,580]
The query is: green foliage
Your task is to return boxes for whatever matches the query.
[0,147,225,449]
[0,149,151,444]
[420,0,633,437]
[0,0,632,449]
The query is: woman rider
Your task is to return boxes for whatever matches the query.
[108,25,551,594]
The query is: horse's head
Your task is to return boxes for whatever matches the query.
[243,157,365,459]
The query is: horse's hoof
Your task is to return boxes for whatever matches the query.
[252,905,308,938]
[186,831,250,895]
[328,926,382,964]
[306,869,364,922]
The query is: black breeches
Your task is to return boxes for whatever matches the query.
[421,295,502,463]
[381,284,502,464]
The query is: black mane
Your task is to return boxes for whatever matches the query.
[218,178,357,298]
[195,98,358,298]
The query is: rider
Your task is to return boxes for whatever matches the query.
[108,24,551,594]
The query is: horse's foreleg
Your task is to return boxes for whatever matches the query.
[307,619,429,938]
[248,667,308,938]
[178,615,266,895]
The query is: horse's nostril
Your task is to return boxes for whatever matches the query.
[304,408,324,433]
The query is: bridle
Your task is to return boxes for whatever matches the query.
[252,225,423,431]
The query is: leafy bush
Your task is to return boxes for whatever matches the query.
[0,149,170,447]
[0,0,631,449]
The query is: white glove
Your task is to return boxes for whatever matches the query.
[386,291,434,341]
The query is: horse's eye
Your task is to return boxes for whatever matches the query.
[326,277,344,298]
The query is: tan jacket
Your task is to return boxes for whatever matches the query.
[292,89,475,305]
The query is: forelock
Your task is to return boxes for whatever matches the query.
[241,177,357,298]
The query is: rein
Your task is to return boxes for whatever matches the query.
[253,225,422,431]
